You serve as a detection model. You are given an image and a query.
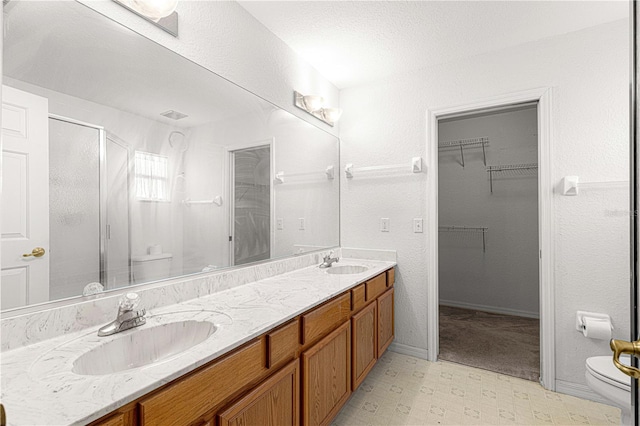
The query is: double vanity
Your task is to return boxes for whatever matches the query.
[1,257,396,426]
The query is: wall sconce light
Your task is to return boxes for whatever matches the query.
[113,0,179,37]
[294,91,343,127]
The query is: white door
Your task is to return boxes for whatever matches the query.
[1,85,49,310]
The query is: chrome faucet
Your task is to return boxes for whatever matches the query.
[319,251,339,268]
[98,292,146,337]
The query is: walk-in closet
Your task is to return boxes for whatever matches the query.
[437,104,540,381]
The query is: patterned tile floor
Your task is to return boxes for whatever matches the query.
[333,351,621,426]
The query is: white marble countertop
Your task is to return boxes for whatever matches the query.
[1,259,395,426]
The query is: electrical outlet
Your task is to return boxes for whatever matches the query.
[277,218,284,230]
[380,218,390,232]
[299,218,305,230]
[413,218,423,233]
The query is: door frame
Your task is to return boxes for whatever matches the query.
[426,87,555,390]
[224,138,275,266]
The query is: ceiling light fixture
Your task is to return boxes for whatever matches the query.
[294,91,343,127]
[113,0,179,37]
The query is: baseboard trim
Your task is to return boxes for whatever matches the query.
[440,299,540,319]
[388,342,429,360]
[555,380,613,406]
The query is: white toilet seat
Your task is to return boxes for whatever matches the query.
[586,355,631,391]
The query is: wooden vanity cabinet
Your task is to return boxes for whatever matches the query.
[91,268,395,426]
[218,359,300,426]
[351,301,377,390]
[301,321,351,426]
[377,288,395,357]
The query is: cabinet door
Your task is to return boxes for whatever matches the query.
[218,360,299,426]
[351,301,377,390]
[302,321,351,426]
[377,288,394,357]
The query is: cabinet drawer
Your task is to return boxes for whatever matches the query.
[301,293,351,346]
[387,268,395,287]
[365,273,387,301]
[139,339,267,426]
[351,284,366,312]
[93,413,124,426]
[267,319,299,368]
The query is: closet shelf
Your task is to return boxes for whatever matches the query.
[486,163,538,193]
[438,137,489,167]
[439,226,488,252]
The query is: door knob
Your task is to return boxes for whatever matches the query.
[610,338,640,378]
[22,247,45,258]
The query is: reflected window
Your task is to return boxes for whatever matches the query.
[135,151,169,201]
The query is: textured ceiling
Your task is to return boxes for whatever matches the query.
[239,1,629,89]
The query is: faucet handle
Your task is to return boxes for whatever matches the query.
[119,292,141,311]
[324,250,333,261]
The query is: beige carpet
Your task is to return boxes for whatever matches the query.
[439,305,540,381]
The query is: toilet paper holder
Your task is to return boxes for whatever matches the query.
[575,311,613,332]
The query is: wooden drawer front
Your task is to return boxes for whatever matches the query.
[351,284,366,312]
[377,288,395,357]
[302,321,351,426]
[93,413,124,426]
[351,302,377,391]
[365,273,387,302]
[218,360,299,426]
[267,320,299,368]
[386,268,395,287]
[301,293,351,346]
[139,339,267,426]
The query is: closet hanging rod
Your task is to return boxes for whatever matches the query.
[275,166,335,183]
[182,196,223,206]
[486,163,538,193]
[345,157,422,178]
[438,137,489,167]
[486,163,538,172]
[438,226,488,252]
[560,176,629,196]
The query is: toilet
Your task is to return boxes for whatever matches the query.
[131,253,173,284]
[585,355,631,425]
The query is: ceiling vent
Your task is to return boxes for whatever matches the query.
[160,110,188,120]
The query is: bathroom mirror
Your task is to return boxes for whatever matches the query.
[0,1,339,312]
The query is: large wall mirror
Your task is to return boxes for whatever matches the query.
[1,1,340,312]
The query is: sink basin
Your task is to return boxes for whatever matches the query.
[72,320,216,375]
[325,265,369,275]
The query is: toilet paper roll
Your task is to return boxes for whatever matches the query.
[149,244,162,255]
[582,317,612,340]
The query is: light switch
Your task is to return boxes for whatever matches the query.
[380,218,390,232]
[413,218,423,233]
[277,218,284,230]
[299,218,305,230]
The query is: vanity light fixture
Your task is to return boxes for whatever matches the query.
[294,91,343,127]
[113,0,179,37]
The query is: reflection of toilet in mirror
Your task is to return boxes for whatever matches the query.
[131,253,173,284]
[585,355,630,425]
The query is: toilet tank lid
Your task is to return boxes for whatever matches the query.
[132,253,173,262]
[586,355,630,388]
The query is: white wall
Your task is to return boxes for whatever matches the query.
[438,107,539,317]
[78,0,340,138]
[340,20,630,388]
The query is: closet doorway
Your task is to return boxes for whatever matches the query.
[436,103,540,381]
